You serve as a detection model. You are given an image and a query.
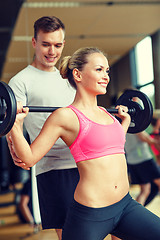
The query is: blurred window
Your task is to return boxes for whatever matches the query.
[134,36,155,106]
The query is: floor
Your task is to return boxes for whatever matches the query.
[0,185,160,240]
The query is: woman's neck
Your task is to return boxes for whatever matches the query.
[72,91,98,110]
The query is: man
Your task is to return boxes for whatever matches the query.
[7,16,79,240]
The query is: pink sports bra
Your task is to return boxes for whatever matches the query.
[68,105,125,163]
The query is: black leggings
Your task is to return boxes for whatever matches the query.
[62,193,160,240]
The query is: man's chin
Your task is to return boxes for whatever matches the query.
[45,62,57,68]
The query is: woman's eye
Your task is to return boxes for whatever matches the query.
[97,68,102,71]
[106,70,110,74]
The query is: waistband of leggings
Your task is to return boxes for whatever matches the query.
[71,192,131,221]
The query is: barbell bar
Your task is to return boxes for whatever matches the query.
[24,106,136,115]
[0,81,153,137]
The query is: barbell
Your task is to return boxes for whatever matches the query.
[0,81,153,137]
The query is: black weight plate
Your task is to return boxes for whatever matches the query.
[116,89,153,134]
[0,81,17,137]
[0,98,6,121]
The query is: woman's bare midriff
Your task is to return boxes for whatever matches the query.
[74,154,129,208]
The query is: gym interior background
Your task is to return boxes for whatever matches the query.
[0,0,160,239]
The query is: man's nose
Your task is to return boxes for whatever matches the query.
[49,46,55,55]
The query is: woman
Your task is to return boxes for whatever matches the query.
[10,47,160,239]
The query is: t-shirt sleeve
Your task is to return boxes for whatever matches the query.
[9,76,27,106]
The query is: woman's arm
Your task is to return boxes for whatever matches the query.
[7,134,30,170]
[7,126,31,170]
[10,103,66,167]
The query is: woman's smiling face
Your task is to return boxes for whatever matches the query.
[79,52,110,95]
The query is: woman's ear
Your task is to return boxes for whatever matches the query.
[72,68,82,83]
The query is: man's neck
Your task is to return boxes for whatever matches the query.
[31,61,56,72]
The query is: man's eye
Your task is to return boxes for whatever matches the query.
[56,45,62,48]
[42,44,49,47]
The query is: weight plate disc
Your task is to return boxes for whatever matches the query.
[116,89,153,134]
[0,81,17,137]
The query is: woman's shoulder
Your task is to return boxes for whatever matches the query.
[49,106,79,133]
[49,106,77,124]
[55,106,74,116]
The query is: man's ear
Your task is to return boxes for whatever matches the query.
[32,37,36,48]
[72,68,82,83]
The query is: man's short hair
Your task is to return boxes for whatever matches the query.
[34,16,65,39]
